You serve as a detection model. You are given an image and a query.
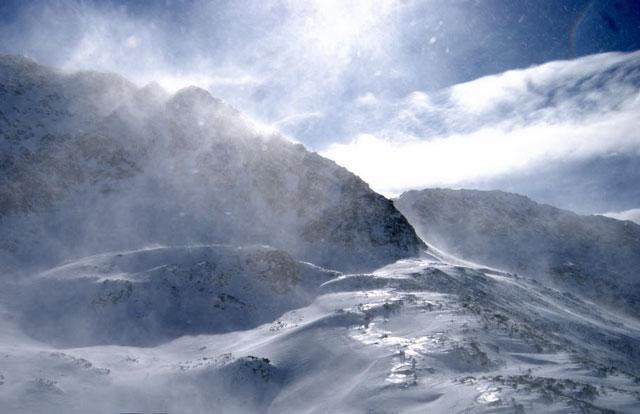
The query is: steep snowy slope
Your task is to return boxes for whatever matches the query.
[0,55,423,274]
[1,251,639,413]
[395,188,640,315]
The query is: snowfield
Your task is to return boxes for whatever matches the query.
[1,245,638,413]
[1,55,639,413]
[396,188,640,317]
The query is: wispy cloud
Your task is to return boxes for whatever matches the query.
[0,0,404,143]
[2,1,639,208]
[603,208,640,224]
[322,51,640,196]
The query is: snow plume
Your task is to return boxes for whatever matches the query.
[0,56,424,275]
[0,0,400,138]
[4,1,262,94]
[322,51,640,197]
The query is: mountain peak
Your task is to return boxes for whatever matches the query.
[0,53,38,66]
[0,54,55,83]
[395,187,640,315]
[0,59,424,273]
[171,85,223,107]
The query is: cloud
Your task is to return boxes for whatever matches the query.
[448,51,640,122]
[273,111,324,128]
[2,1,639,207]
[602,209,640,224]
[321,51,640,196]
[355,93,380,108]
[323,109,640,196]
[0,0,405,144]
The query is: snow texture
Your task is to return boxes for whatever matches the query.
[0,55,423,274]
[396,188,640,316]
[1,249,639,413]
[1,56,639,413]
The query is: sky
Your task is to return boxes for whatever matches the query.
[1,0,639,214]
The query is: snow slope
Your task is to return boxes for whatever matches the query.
[5,245,338,347]
[1,249,639,413]
[1,55,639,413]
[0,55,423,274]
[395,188,640,315]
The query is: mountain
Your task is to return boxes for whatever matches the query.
[0,55,423,274]
[395,188,640,314]
[2,56,639,413]
[1,247,639,413]
[6,245,338,347]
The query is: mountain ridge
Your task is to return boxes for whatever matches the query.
[395,187,640,315]
[2,55,639,413]
[0,54,424,274]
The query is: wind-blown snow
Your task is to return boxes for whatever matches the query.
[1,55,639,413]
[1,249,639,413]
[0,55,423,274]
[395,188,640,316]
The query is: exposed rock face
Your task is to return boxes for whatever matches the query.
[395,188,640,314]
[0,55,424,273]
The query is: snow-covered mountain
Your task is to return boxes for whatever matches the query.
[1,56,639,413]
[6,245,338,347]
[395,188,640,315]
[1,247,639,413]
[0,55,423,274]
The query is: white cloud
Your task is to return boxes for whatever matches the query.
[449,69,527,114]
[323,110,640,196]
[7,0,398,118]
[355,92,379,108]
[449,51,640,116]
[5,2,639,203]
[602,209,640,224]
[322,51,640,196]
